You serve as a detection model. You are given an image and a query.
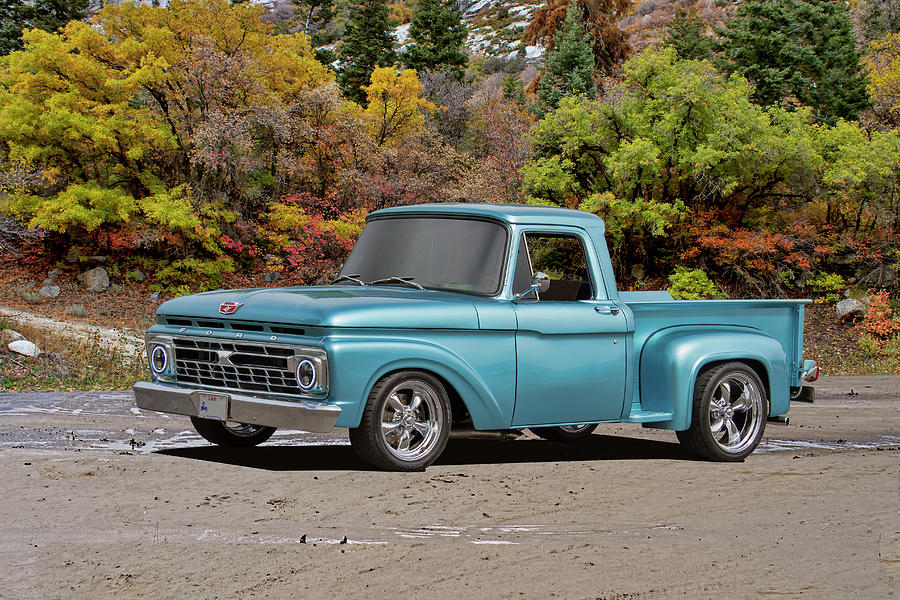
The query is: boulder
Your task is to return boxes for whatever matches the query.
[8,340,40,357]
[129,269,147,282]
[39,285,61,298]
[47,268,62,280]
[0,329,25,346]
[77,267,110,292]
[836,298,867,320]
[262,271,280,283]
[150,292,160,303]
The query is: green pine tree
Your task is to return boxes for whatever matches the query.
[403,0,468,80]
[1,0,89,56]
[536,7,597,114]
[337,0,396,105]
[665,8,713,61]
[502,73,526,105]
[718,0,870,125]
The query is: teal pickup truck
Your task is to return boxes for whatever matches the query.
[134,204,818,470]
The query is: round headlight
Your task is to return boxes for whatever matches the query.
[296,359,316,390]
[150,344,168,374]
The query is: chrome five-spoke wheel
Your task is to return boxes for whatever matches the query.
[706,372,764,455]
[379,380,444,462]
[677,362,768,461]
[350,371,452,471]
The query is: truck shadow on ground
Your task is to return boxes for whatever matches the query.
[157,434,694,471]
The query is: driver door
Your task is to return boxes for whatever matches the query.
[511,231,628,427]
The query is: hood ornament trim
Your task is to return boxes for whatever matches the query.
[219,301,243,315]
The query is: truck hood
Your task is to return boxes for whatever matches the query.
[157,286,481,330]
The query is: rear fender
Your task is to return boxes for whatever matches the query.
[639,326,790,431]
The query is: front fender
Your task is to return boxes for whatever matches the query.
[325,331,515,430]
[639,326,790,431]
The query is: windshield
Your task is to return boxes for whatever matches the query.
[339,216,509,296]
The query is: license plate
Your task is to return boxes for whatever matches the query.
[196,392,229,421]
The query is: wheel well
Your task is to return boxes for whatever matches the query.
[697,359,771,401]
[376,368,470,423]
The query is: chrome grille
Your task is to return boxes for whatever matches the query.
[173,338,303,395]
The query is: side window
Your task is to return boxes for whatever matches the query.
[513,233,593,301]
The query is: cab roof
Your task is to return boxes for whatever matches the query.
[369,203,605,230]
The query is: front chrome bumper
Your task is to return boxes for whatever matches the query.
[132,381,341,432]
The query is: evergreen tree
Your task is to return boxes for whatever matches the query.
[718,0,869,125]
[524,0,630,77]
[502,73,526,105]
[403,0,468,80]
[1,0,89,56]
[0,0,25,56]
[665,8,713,61]
[536,7,596,113]
[337,0,396,105]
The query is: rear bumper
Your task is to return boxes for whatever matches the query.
[132,381,341,432]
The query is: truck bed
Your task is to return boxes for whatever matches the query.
[619,292,810,421]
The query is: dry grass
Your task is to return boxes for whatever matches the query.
[0,318,148,392]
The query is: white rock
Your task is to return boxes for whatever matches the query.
[464,0,492,17]
[524,45,544,60]
[8,340,40,357]
[77,266,110,292]
[39,285,61,298]
[836,298,867,320]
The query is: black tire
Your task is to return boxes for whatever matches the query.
[530,423,598,442]
[190,417,276,447]
[349,371,452,471]
[676,362,768,461]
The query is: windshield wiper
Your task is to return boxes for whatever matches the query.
[368,276,425,290]
[330,273,365,286]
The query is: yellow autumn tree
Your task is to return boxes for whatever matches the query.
[363,67,439,147]
[866,33,900,129]
[0,0,335,254]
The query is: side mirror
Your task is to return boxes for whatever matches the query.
[514,271,550,300]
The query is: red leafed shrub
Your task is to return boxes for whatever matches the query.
[261,194,367,285]
[863,290,900,338]
[682,209,818,294]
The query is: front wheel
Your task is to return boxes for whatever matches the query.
[349,371,451,471]
[190,417,276,447]
[530,423,598,442]
[676,362,768,461]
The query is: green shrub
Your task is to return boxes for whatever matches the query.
[151,257,235,296]
[808,272,846,302]
[668,266,726,300]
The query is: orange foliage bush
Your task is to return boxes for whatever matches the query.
[863,290,900,338]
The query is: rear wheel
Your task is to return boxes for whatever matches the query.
[676,362,767,461]
[190,417,276,447]
[350,371,451,471]
[530,423,598,442]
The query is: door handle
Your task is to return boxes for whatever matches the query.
[594,305,620,316]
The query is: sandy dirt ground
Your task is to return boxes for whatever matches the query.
[0,375,897,600]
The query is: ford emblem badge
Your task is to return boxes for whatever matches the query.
[219,301,243,315]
